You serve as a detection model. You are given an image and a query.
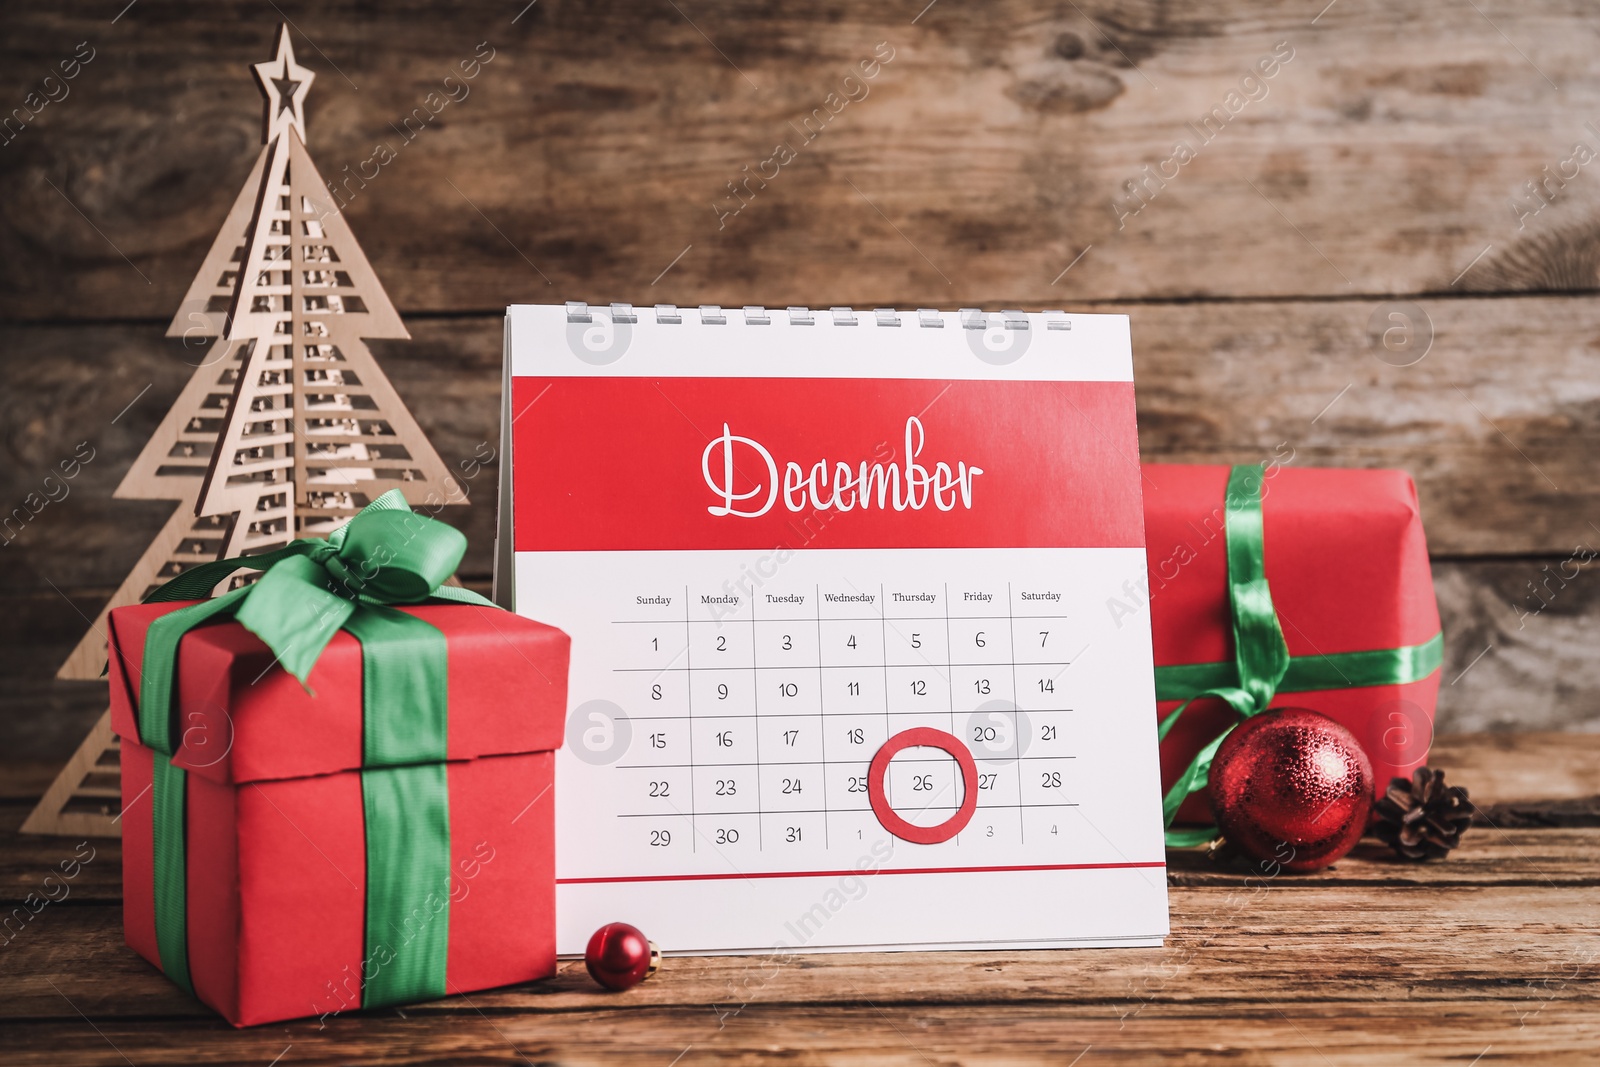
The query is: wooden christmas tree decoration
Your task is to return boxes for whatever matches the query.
[198,27,462,565]
[25,25,463,837]
[30,156,264,836]
[19,711,121,838]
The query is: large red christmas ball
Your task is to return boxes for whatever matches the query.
[585,922,659,991]
[1209,707,1374,873]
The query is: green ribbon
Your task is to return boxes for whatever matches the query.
[132,490,494,1006]
[1154,633,1444,703]
[1153,466,1444,849]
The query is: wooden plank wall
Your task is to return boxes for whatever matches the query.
[1,0,1597,755]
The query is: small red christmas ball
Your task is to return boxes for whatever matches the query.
[585,922,659,991]
[1209,707,1374,873]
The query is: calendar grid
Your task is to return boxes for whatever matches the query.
[616,757,1079,768]
[603,577,1097,855]
[609,709,1086,719]
[611,615,1073,625]
[813,585,830,847]
[615,803,1081,818]
[942,583,961,847]
[749,593,764,849]
[942,582,956,740]
[610,658,1076,671]
[682,586,696,853]
[1009,583,1025,843]
[616,755,1079,769]
[879,583,892,813]
[612,615,1074,624]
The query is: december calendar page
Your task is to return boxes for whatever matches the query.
[498,303,1169,955]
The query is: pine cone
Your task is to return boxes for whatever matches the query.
[1372,767,1473,861]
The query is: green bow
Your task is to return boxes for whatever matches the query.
[143,488,491,695]
[1154,466,1444,848]
[133,490,495,1006]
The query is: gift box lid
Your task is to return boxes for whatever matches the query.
[107,600,569,786]
[1142,464,1440,667]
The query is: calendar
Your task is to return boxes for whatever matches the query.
[497,303,1169,954]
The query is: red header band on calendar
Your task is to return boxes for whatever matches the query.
[510,376,1144,552]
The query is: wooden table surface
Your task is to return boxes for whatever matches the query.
[3,732,1596,1066]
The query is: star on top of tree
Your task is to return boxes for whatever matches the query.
[253,24,315,144]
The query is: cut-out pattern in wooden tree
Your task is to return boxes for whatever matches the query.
[19,711,121,838]
[198,36,462,560]
[27,24,463,838]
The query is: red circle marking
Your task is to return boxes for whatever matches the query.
[867,727,979,845]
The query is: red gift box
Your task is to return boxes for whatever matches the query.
[108,599,569,1027]
[1141,464,1442,824]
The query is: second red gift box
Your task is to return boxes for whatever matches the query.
[1139,463,1443,838]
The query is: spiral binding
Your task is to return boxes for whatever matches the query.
[563,302,1073,331]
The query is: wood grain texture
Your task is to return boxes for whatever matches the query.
[1429,560,1600,733]
[3,1,1600,321]
[1477,795,1600,828]
[4,882,1598,1012]
[1,1004,1594,1067]
[1,737,1594,1062]
[0,807,119,902]
[3,814,1593,906]
[1,888,1595,1062]
[1128,296,1600,560]
[1429,733,1600,804]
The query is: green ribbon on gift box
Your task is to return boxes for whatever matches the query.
[1153,465,1445,849]
[133,490,498,1007]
